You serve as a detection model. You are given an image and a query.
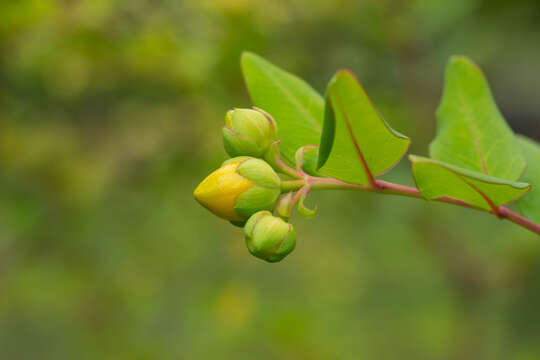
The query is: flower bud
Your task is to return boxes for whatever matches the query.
[244,211,296,263]
[194,157,281,221]
[222,108,277,158]
[295,145,320,176]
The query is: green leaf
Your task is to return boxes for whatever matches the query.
[410,155,530,211]
[241,52,324,164]
[318,70,410,185]
[430,55,526,181]
[514,136,540,223]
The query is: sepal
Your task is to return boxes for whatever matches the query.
[297,190,317,218]
[277,192,294,219]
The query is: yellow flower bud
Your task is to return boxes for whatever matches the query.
[194,157,281,221]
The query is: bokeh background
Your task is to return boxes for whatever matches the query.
[1,0,540,359]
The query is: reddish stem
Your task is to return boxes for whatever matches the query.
[281,177,540,235]
[498,206,540,234]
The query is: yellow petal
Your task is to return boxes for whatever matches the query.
[193,161,253,221]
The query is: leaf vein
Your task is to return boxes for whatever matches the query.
[456,80,489,175]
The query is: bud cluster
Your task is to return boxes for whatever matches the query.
[194,108,303,263]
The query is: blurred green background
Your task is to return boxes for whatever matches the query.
[1,0,540,359]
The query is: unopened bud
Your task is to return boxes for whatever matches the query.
[194,157,281,221]
[244,211,296,263]
[223,108,277,158]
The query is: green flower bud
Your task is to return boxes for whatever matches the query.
[295,145,320,176]
[244,211,296,263]
[194,157,281,221]
[223,108,277,158]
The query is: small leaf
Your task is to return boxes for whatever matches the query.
[410,155,530,211]
[430,56,526,180]
[241,52,324,164]
[277,191,293,219]
[318,70,410,185]
[297,190,317,218]
[514,136,540,223]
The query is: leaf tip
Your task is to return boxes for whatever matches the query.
[333,68,358,81]
[336,68,354,75]
[449,54,472,63]
[240,51,256,65]
[447,54,483,74]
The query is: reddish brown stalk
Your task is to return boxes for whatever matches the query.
[376,180,539,234]
[281,177,540,235]
[498,207,540,233]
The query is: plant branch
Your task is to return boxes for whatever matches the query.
[280,176,540,235]
[280,179,305,192]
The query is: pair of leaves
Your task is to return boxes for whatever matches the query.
[318,70,410,184]
[242,52,410,185]
[241,52,539,222]
[410,56,532,213]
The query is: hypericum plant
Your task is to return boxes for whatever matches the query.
[194,52,540,262]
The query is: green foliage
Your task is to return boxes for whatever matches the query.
[319,70,410,185]
[431,56,526,180]
[241,53,538,225]
[241,52,324,165]
[410,155,530,211]
[410,56,534,215]
[515,136,540,223]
